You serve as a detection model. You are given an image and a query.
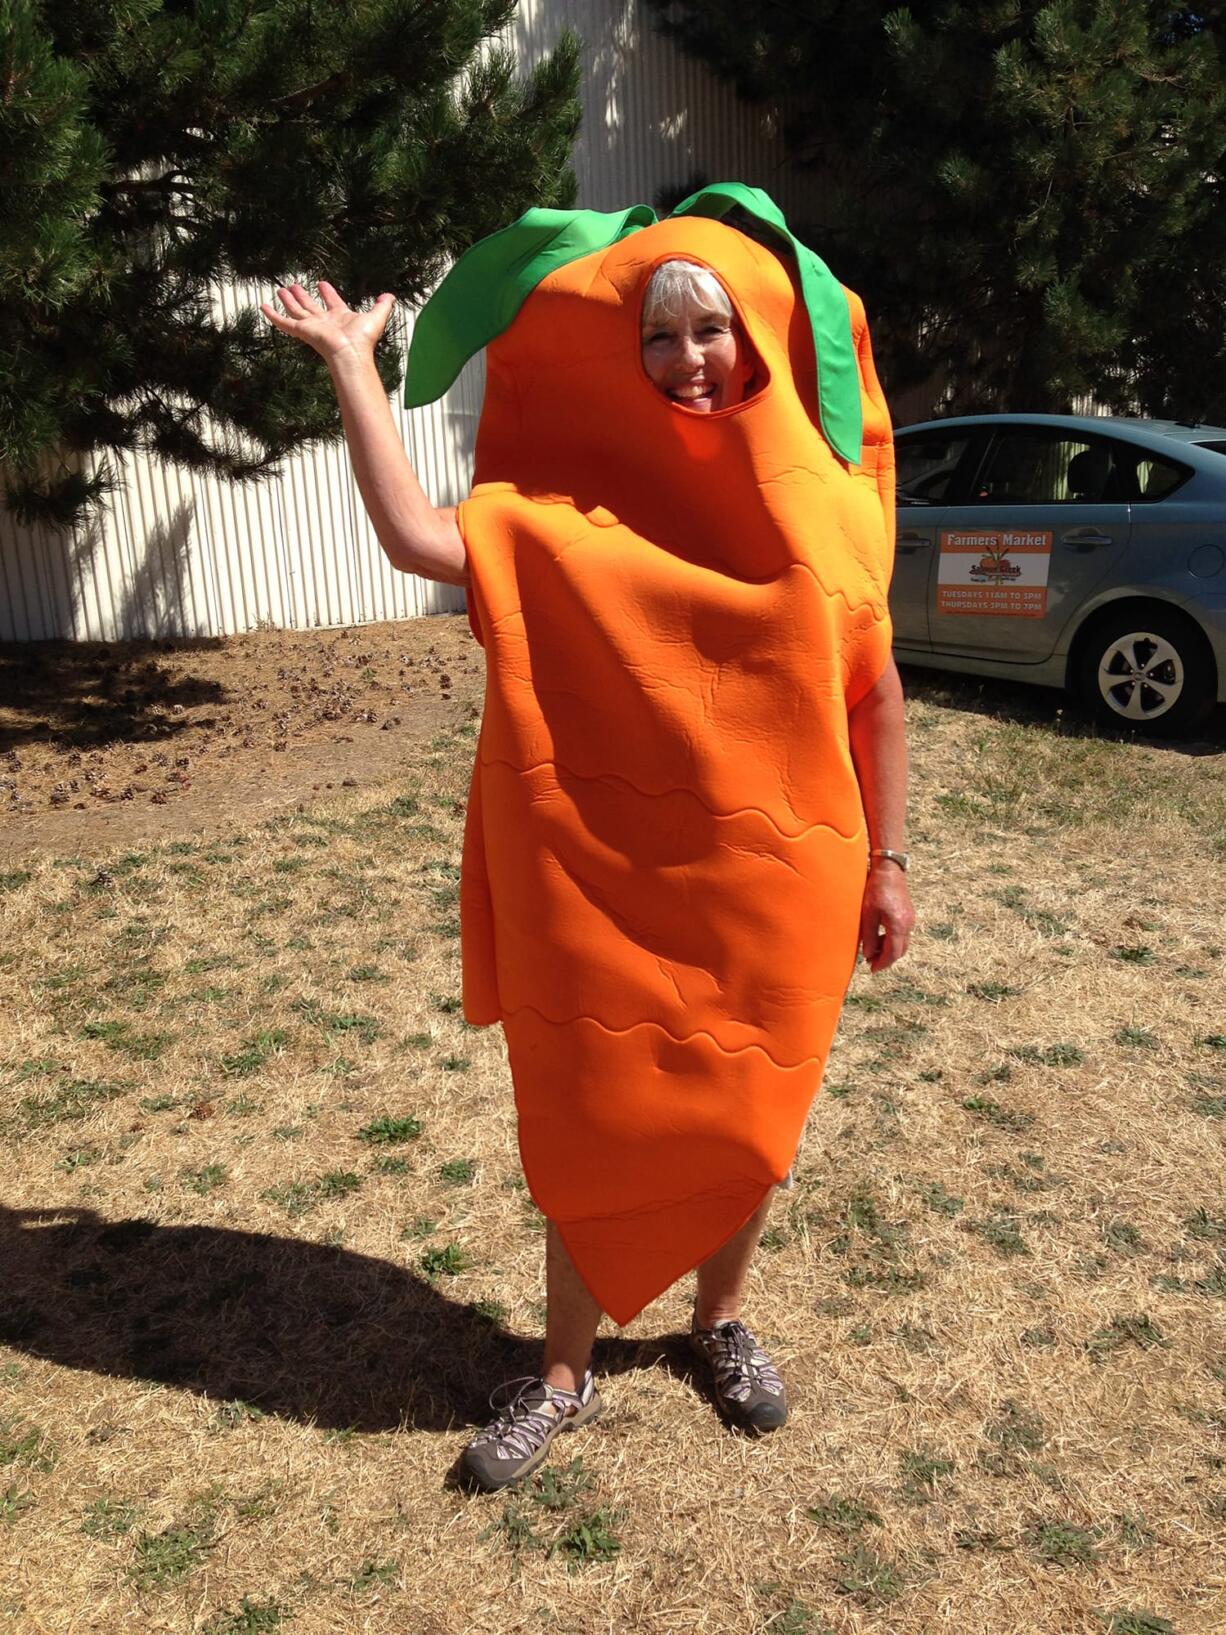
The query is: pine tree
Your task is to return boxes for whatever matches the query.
[647,2,1226,420]
[0,1,580,528]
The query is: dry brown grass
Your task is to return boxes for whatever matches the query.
[2,649,1224,1635]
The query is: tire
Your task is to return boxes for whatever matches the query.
[1074,605,1216,738]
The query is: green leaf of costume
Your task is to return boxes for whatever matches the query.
[404,182,862,465]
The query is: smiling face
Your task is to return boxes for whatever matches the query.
[640,261,756,413]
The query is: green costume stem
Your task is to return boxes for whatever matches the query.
[404,182,862,466]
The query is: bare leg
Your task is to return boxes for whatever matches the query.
[542,1220,604,1395]
[693,1190,775,1328]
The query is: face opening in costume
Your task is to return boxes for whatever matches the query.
[640,259,759,414]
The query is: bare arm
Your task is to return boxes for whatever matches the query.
[847,655,916,972]
[260,281,467,587]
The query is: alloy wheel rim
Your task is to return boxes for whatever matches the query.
[1097,632,1184,722]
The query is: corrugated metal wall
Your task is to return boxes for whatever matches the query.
[0,0,817,644]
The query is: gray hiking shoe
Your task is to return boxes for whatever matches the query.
[460,1371,603,1492]
[689,1318,788,1432]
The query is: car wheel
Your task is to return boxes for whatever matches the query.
[1075,607,1215,737]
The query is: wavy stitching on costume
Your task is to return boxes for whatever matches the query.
[476,756,865,842]
[500,1002,834,1068]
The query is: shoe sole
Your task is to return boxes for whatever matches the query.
[461,1392,604,1493]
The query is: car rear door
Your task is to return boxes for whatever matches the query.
[889,428,980,650]
[930,425,1133,662]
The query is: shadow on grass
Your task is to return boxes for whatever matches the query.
[0,1205,691,1434]
[0,637,226,754]
[898,662,1226,757]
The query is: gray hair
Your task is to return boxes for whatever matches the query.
[641,259,733,330]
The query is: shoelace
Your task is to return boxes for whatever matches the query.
[695,1321,784,1404]
[471,1374,585,1461]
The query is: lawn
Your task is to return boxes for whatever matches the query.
[1,633,1224,1635]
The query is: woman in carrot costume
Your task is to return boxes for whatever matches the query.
[262,183,914,1490]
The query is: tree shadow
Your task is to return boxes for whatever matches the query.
[0,1205,683,1435]
[898,662,1226,757]
[0,635,226,754]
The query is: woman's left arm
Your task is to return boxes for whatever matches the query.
[847,656,916,972]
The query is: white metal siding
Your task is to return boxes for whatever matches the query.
[0,0,816,643]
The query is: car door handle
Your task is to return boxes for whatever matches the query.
[897,532,931,554]
[1061,529,1116,549]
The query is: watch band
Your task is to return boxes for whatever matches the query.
[869,847,910,872]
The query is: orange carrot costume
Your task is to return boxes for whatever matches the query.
[407,186,895,1326]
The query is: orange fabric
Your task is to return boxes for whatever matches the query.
[456,217,894,1325]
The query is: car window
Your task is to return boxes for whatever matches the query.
[971,431,1127,505]
[1193,439,1226,456]
[1127,456,1187,501]
[895,433,971,506]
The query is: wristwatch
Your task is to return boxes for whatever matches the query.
[869,848,910,873]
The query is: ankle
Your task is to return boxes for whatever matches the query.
[542,1362,589,1395]
[693,1305,741,1331]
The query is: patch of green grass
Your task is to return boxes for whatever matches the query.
[371,1155,409,1175]
[402,1217,438,1240]
[1112,945,1156,965]
[1116,1513,1157,1549]
[346,964,387,982]
[1087,1313,1169,1356]
[1184,1209,1226,1243]
[961,1096,1035,1133]
[554,1508,623,1569]
[1095,1614,1174,1635]
[139,1093,181,1113]
[1103,1220,1144,1255]
[1029,1520,1101,1566]
[955,1528,1012,1551]
[349,1559,398,1593]
[202,1597,289,1635]
[898,1446,955,1503]
[182,1164,227,1196]
[293,999,381,1045]
[967,981,1020,1002]
[356,1116,422,1145]
[1200,1033,1226,1052]
[1115,1027,1159,1049]
[916,1179,964,1216]
[1007,1042,1085,1068]
[80,1013,171,1066]
[439,1158,476,1186]
[806,1495,883,1533]
[55,1145,103,1172]
[833,1544,905,1605]
[965,1211,1029,1257]
[0,1421,55,1472]
[128,1518,215,1588]
[0,1487,34,1525]
[419,1243,469,1279]
[81,1497,138,1539]
[0,870,32,893]
[1021,1325,1057,1348]
[14,1076,125,1133]
[529,1458,593,1512]
[220,1029,289,1078]
[210,1401,267,1432]
[844,1265,926,1295]
[261,1171,361,1217]
[441,1055,470,1071]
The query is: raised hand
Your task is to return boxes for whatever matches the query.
[259,280,395,364]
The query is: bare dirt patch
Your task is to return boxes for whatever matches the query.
[0,615,483,861]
